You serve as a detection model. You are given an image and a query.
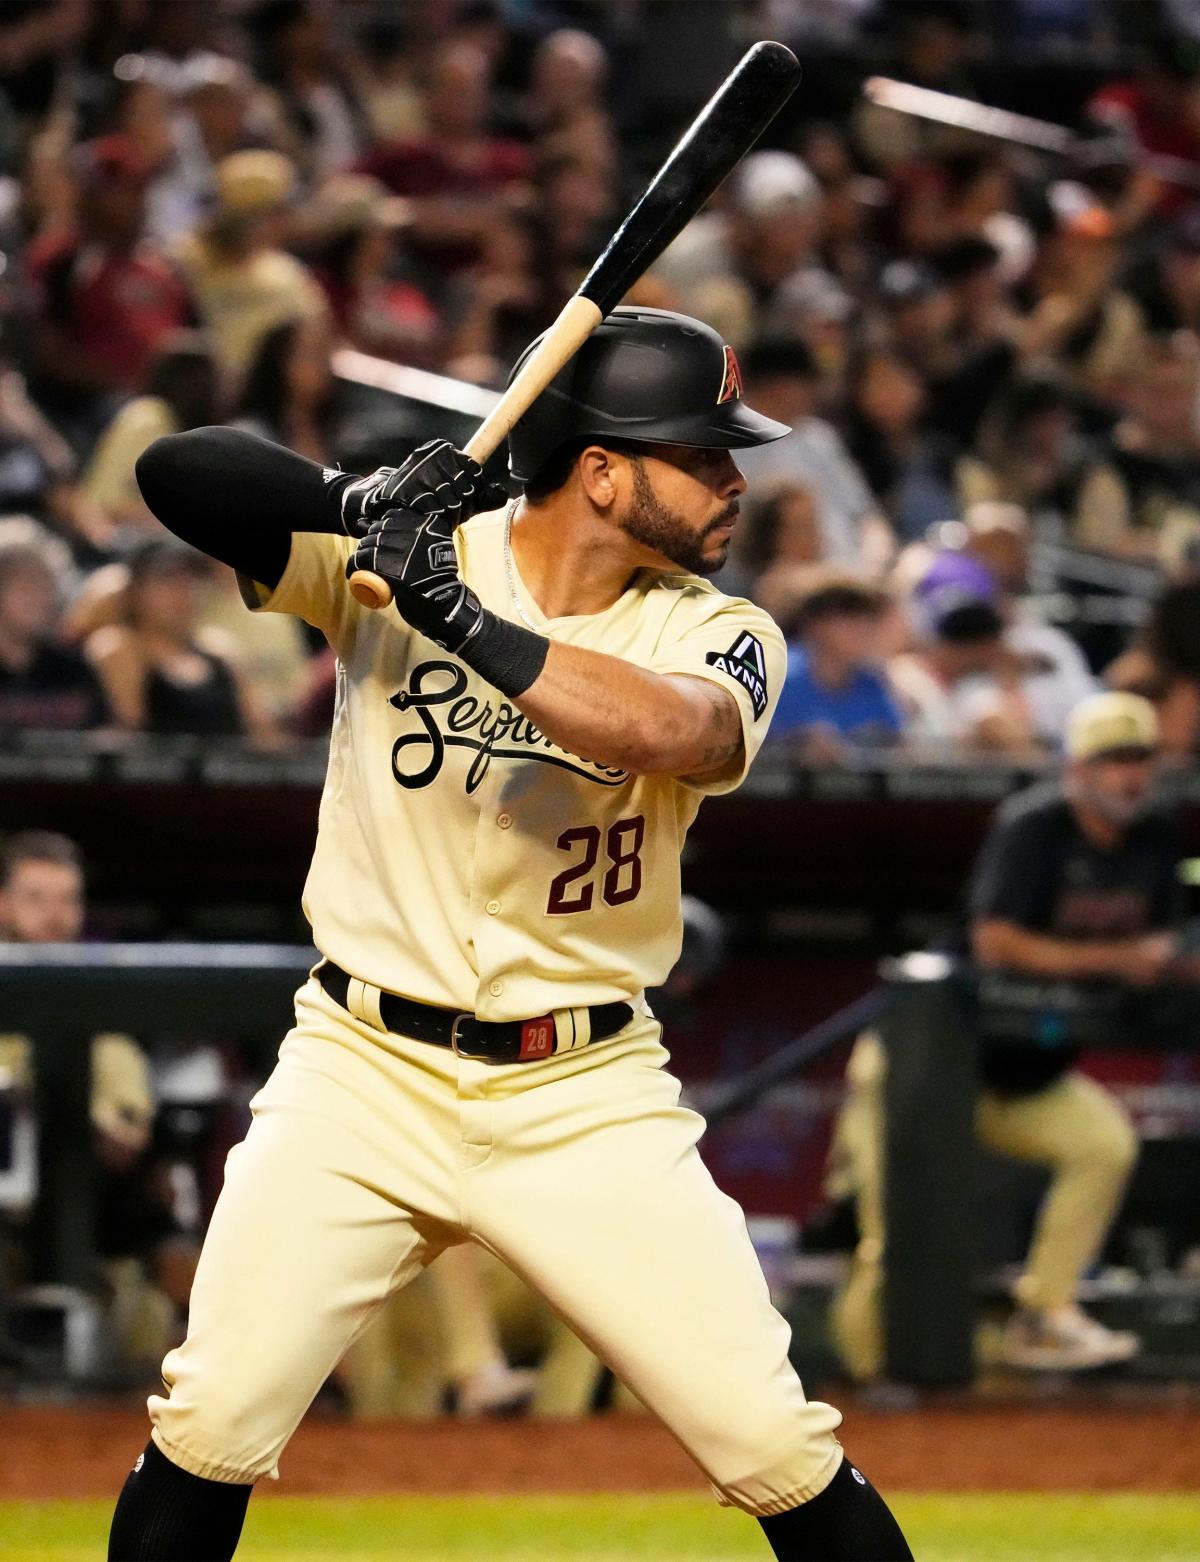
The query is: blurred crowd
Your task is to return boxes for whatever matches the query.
[4,0,1200,761]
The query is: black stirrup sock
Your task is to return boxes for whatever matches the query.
[108,1440,253,1562]
[757,1455,914,1561]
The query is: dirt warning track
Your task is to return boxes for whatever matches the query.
[3,1400,1198,1502]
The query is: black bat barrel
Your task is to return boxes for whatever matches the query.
[579,41,801,318]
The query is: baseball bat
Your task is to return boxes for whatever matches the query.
[349,39,801,609]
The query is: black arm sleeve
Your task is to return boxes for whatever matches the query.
[135,427,355,590]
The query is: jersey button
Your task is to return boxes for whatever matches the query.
[485,899,501,915]
[497,812,513,829]
[489,980,504,997]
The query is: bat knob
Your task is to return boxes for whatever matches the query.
[348,569,394,610]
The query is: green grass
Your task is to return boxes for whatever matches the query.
[4,1492,1200,1560]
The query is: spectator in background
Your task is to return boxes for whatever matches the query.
[721,476,824,600]
[1087,30,1200,220]
[445,202,552,382]
[889,551,1036,753]
[957,373,1089,537]
[795,122,874,300]
[521,28,615,175]
[0,516,107,731]
[653,150,827,347]
[85,537,273,740]
[833,693,1168,1379]
[925,234,1023,448]
[1126,208,1200,335]
[27,135,195,451]
[768,569,904,759]
[355,18,424,144]
[232,314,337,465]
[252,0,365,183]
[531,150,619,304]
[876,259,956,381]
[356,40,530,284]
[175,149,328,381]
[143,53,268,248]
[0,829,196,1370]
[738,335,895,572]
[1016,190,1144,410]
[82,332,220,541]
[104,67,179,229]
[299,175,440,366]
[1108,575,1200,760]
[1073,332,1200,565]
[874,253,1014,455]
[844,345,957,542]
[0,353,110,553]
[936,150,1030,270]
[965,503,1097,746]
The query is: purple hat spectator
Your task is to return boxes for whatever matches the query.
[913,551,1005,642]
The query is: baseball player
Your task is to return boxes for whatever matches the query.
[107,307,911,1561]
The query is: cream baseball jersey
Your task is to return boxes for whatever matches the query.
[244,510,785,1021]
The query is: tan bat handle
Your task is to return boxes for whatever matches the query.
[348,294,604,610]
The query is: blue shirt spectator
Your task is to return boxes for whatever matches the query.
[774,644,903,744]
[767,569,904,755]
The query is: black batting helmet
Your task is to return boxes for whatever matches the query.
[506,306,790,485]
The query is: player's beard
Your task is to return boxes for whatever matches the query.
[621,457,736,576]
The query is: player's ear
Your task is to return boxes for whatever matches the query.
[577,444,624,511]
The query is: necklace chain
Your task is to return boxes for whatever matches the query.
[503,499,539,631]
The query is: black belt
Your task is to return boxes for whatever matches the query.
[316,961,634,1064]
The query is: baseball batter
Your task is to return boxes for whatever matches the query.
[107,307,911,1561]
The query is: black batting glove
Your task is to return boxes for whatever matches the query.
[349,504,485,652]
[338,439,508,539]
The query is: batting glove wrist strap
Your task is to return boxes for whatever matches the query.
[340,439,508,538]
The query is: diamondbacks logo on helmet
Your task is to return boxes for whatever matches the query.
[705,631,768,718]
[716,345,744,405]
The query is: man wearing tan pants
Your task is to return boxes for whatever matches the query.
[833,692,1181,1378]
[107,311,912,1560]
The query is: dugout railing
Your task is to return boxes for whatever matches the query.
[1,944,315,1345]
[6,944,1200,1386]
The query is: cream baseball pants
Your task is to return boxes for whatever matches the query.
[148,978,843,1516]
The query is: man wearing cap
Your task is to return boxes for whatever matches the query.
[832,691,1176,1378]
[107,305,912,1559]
[175,149,328,377]
[889,550,1035,754]
[970,691,1181,1365]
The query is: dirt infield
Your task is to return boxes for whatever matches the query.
[4,1399,1200,1502]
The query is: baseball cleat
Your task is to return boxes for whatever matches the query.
[454,1360,539,1417]
[1001,1304,1140,1370]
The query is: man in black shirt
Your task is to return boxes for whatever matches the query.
[832,692,1173,1377]
[967,691,1178,1368]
